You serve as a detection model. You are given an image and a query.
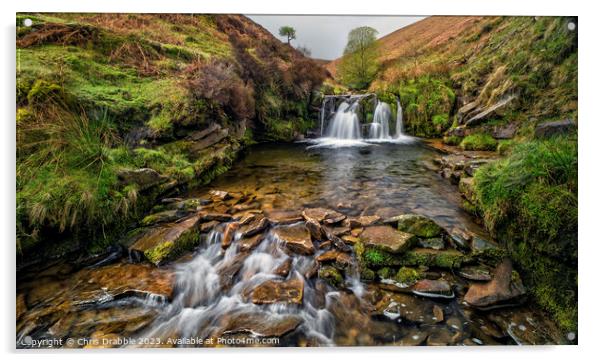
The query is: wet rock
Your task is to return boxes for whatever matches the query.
[459,265,492,281]
[324,226,350,237]
[217,251,250,290]
[209,189,231,200]
[238,234,264,252]
[464,258,526,309]
[487,307,567,345]
[273,224,315,255]
[305,261,319,279]
[433,305,445,322]
[427,328,455,346]
[471,236,501,253]
[315,250,340,263]
[360,226,417,254]
[412,279,454,299]
[374,291,435,324]
[351,228,363,237]
[199,220,220,233]
[323,213,346,225]
[318,240,331,249]
[418,237,446,250]
[305,219,325,240]
[250,278,304,305]
[394,267,422,286]
[342,235,360,244]
[199,211,232,222]
[129,214,202,265]
[386,214,444,238]
[345,215,380,228]
[221,222,239,249]
[534,119,576,139]
[140,209,184,226]
[221,312,302,338]
[302,207,334,223]
[266,210,303,225]
[16,294,27,320]
[238,215,269,237]
[318,265,344,288]
[117,168,165,190]
[399,329,428,346]
[449,228,472,252]
[273,258,292,278]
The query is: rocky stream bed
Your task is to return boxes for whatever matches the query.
[16,141,569,347]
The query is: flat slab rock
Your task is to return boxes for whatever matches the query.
[464,258,526,309]
[221,312,302,338]
[273,224,315,255]
[302,208,344,224]
[385,214,444,238]
[250,278,304,305]
[360,225,417,254]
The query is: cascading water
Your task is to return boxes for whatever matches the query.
[395,99,404,138]
[369,101,391,140]
[324,101,361,140]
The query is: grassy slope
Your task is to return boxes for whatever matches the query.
[328,16,578,331]
[16,13,325,257]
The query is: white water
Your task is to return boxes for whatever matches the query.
[324,101,361,140]
[369,101,391,140]
[395,99,404,138]
[134,224,364,346]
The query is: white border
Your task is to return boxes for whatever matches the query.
[2,0,598,361]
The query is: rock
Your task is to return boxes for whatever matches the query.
[394,267,422,286]
[418,237,445,250]
[342,235,360,244]
[189,128,228,154]
[209,190,231,200]
[140,209,184,226]
[318,240,331,249]
[315,250,340,263]
[487,307,567,345]
[464,258,526,309]
[426,328,455,346]
[302,208,334,223]
[221,312,302,338]
[318,265,344,288]
[464,95,517,127]
[117,168,165,190]
[345,215,380,228]
[238,215,268,238]
[449,228,472,252]
[471,236,501,253]
[273,224,315,255]
[457,101,479,121]
[459,177,475,201]
[305,219,325,240]
[412,279,454,299]
[433,305,444,322]
[323,213,346,225]
[266,210,303,225]
[200,212,232,222]
[188,123,220,141]
[217,251,250,290]
[400,329,428,346]
[323,226,350,237]
[129,214,202,265]
[360,226,417,254]
[250,278,304,305]
[238,234,264,252]
[534,119,576,139]
[492,123,517,139]
[459,265,492,281]
[16,294,27,320]
[273,258,292,278]
[374,291,436,324]
[221,222,239,249]
[199,220,220,233]
[386,214,444,238]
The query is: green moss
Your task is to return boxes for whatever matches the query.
[318,265,344,288]
[496,139,517,155]
[394,267,422,285]
[376,267,396,279]
[395,214,443,238]
[144,227,200,265]
[400,249,468,269]
[443,135,463,146]
[460,133,498,151]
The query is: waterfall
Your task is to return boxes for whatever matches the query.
[395,99,404,138]
[369,101,391,140]
[324,101,361,140]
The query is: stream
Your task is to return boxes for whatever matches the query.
[16,140,567,347]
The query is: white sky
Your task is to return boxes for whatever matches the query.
[246,15,425,60]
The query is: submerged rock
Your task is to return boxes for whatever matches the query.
[273,224,315,255]
[250,278,304,305]
[129,214,202,265]
[221,312,302,338]
[238,234,264,252]
[360,226,417,254]
[386,214,444,238]
[464,258,526,309]
[412,279,454,299]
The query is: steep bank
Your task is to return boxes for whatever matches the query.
[327,16,577,331]
[16,13,326,261]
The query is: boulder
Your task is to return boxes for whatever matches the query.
[273,224,315,255]
[221,222,239,249]
[238,215,268,237]
[386,214,444,238]
[534,119,576,139]
[266,210,303,225]
[129,214,202,265]
[250,278,304,305]
[209,190,231,200]
[305,219,325,240]
[464,95,517,127]
[238,234,264,252]
[318,265,344,288]
[412,279,453,299]
[464,258,526,308]
[360,226,417,254]
[117,168,165,190]
[140,209,184,227]
[273,258,292,278]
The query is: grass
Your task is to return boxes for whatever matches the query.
[473,136,577,331]
[460,133,498,151]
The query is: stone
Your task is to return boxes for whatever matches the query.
[386,214,444,238]
[459,177,475,201]
[342,235,360,244]
[418,237,446,250]
[238,234,264,252]
[360,226,417,254]
[459,265,492,281]
[188,123,220,141]
[199,212,232,222]
[323,213,346,225]
[273,258,292,278]
[315,250,340,263]
[129,214,202,265]
[534,119,577,139]
[209,190,231,200]
[471,236,501,253]
[217,251,249,290]
[449,228,472,252]
[266,210,303,225]
[117,168,165,190]
[301,208,333,223]
[323,226,350,237]
[426,328,455,346]
[199,220,220,233]
[140,209,183,226]
[400,329,428,346]
[16,294,27,320]
[305,219,325,240]
[464,95,517,127]
[238,215,269,237]
[318,265,344,288]
[273,224,315,255]
[221,312,302,338]
[250,278,304,305]
[492,123,517,139]
[221,222,239,249]
[189,128,228,154]
[412,279,453,298]
[464,258,526,309]
[433,305,444,322]
[394,267,422,286]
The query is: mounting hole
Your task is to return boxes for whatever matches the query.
[23,18,32,27]
[567,22,576,31]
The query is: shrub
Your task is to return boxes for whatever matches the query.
[473,136,577,331]
[460,133,498,151]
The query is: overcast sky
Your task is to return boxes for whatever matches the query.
[247,15,425,60]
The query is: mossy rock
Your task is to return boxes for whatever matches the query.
[376,267,396,280]
[460,133,498,151]
[389,214,444,238]
[394,267,422,285]
[318,265,344,288]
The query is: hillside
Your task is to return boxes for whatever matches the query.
[16,13,326,258]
